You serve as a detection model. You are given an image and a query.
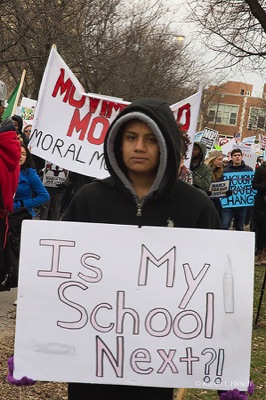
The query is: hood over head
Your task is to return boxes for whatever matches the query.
[0,120,21,172]
[12,114,23,133]
[193,141,207,162]
[104,98,181,198]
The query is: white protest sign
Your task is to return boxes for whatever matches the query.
[20,97,37,128]
[241,152,257,170]
[209,180,230,198]
[221,138,235,156]
[29,47,130,179]
[258,133,266,150]
[42,161,68,188]
[200,128,219,152]
[29,47,202,178]
[219,137,230,147]
[14,221,254,390]
[171,87,203,167]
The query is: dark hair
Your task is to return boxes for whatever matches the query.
[20,143,36,170]
[180,130,191,159]
[231,148,242,156]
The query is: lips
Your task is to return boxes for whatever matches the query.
[131,157,147,162]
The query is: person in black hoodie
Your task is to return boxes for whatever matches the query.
[11,114,28,145]
[63,98,221,400]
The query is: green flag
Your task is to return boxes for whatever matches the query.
[2,81,20,119]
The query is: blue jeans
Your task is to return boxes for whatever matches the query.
[221,207,247,231]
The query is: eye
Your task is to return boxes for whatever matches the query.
[127,134,136,141]
[146,136,158,144]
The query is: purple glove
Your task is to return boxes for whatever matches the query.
[247,381,255,395]
[7,356,36,386]
[219,389,248,400]
[218,381,255,400]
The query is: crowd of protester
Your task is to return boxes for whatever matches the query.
[0,79,262,399]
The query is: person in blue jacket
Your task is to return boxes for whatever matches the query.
[14,144,50,217]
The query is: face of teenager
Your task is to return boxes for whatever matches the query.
[19,146,27,166]
[231,152,242,166]
[121,120,160,178]
[212,155,223,168]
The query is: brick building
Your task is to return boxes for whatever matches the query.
[197,81,266,140]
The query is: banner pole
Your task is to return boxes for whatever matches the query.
[175,388,187,400]
[11,69,26,115]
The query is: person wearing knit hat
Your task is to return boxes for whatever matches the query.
[0,80,7,121]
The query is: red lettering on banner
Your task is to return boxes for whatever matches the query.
[89,98,101,113]
[52,69,72,103]
[67,109,92,140]
[52,68,86,108]
[87,116,109,145]
[69,86,86,108]
[67,109,110,145]
[176,103,191,131]
[100,101,128,118]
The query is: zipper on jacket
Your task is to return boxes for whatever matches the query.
[136,196,146,217]
[136,200,142,216]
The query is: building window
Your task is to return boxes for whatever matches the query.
[248,107,266,130]
[208,104,238,126]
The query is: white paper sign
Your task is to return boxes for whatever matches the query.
[200,128,219,152]
[14,221,254,391]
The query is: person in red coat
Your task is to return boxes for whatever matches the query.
[0,118,21,212]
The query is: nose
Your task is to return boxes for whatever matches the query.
[134,137,146,151]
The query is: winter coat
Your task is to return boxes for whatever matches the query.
[223,160,253,173]
[0,123,21,212]
[63,98,221,400]
[252,161,266,223]
[190,141,212,192]
[14,168,50,216]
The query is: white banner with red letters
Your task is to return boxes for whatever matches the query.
[29,47,202,178]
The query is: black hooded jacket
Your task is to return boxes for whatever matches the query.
[64,98,220,229]
[64,98,220,399]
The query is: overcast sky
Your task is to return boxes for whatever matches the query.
[168,0,265,97]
